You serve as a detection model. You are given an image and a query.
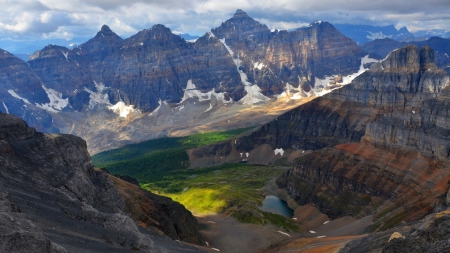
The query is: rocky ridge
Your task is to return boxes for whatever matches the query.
[362,37,450,73]
[0,112,205,252]
[189,45,450,228]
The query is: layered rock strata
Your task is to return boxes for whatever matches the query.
[190,45,450,227]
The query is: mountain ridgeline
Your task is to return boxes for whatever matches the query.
[190,45,450,228]
[0,9,364,133]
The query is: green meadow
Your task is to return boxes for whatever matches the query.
[92,128,298,231]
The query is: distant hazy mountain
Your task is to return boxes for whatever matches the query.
[178,33,200,41]
[334,24,415,45]
[361,37,450,74]
[413,29,450,40]
[0,37,90,55]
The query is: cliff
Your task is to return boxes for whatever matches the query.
[0,112,204,252]
[190,45,450,228]
[23,9,364,113]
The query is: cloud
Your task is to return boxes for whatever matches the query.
[0,0,449,41]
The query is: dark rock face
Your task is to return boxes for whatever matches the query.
[20,10,364,113]
[0,49,56,133]
[362,37,450,70]
[211,11,365,95]
[0,112,204,253]
[191,45,450,227]
[381,214,450,253]
[0,191,66,253]
[111,176,206,246]
[340,210,450,253]
[334,24,415,45]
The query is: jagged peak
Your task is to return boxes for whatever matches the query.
[100,24,112,33]
[309,20,331,27]
[233,9,249,18]
[398,26,410,33]
[150,24,172,32]
[93,24,121,40]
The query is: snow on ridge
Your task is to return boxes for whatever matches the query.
[208,31,216,38]
[274,148,284,156]
[218,38,269,105]
[109,101,135,118]
[7,90,30,104]
[312,55,378,96]
[179,79,232,104]
[2,102,9,114]
[36,85,69,113]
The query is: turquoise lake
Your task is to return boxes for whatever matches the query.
[259,195,294,218]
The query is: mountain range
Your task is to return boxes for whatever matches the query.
[0,9,370,153]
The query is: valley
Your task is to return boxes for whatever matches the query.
[1,5,450,253]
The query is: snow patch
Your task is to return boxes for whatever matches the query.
[211,248,220,252]
[218,38,269,105]
[246,152,249,157]
[309,230,316,234]
[187,38,198,43]
[253,62,265,70]
[323,221,330,224]
[277,82,303,101]
[140,42,144,46]
[367,31,392,40]
[312,55,378,96]
[109,101,135,118]
[2,102,9,114]
[208,31,215,38]
[241,84,270,104]
[277,231,291,237]
[274,148,284,156]
[179,79,232,104]
[205,103,213,112]
[84,81,110,109]
[149,99,168,116]
[36,85,69,113]
[7,90,30,104]
[61,50,68,61]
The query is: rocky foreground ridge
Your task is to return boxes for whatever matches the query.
[0,112,205,252]
[190,44,450,230]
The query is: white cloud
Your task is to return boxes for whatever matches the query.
[0,0,449,40]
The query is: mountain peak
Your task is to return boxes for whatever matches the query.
[94,24,120,39]
[100,24,112,33]
[233,9,249,18]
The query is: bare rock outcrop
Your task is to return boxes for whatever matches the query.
[0,112,204,253]
[0,191,66,253]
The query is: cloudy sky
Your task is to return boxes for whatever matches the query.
[1,0,450,41]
